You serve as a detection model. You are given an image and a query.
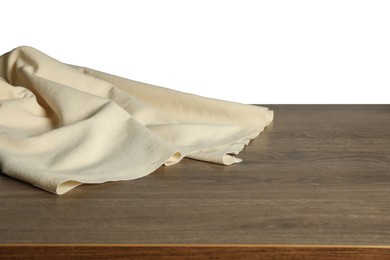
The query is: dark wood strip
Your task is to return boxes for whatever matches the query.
[1,245,390,260]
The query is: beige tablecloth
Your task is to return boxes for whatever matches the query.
[0,46,273,194]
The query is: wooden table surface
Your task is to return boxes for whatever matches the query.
[1,105,390,259]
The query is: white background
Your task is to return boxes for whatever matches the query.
[1,0,389,104]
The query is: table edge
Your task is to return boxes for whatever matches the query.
[1,244,390,260]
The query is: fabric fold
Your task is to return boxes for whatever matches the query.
[0,46,273,195]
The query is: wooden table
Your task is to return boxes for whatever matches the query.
[1,105,390,259]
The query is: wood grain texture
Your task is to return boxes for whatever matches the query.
[1,245,390,260]
[1,105,390,251]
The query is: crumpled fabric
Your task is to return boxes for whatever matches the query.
[0,46,273,194]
